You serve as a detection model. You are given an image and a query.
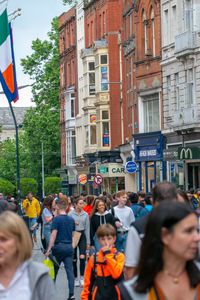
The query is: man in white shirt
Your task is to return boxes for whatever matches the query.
[111,190,135,252]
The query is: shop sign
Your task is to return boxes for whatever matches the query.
[178,147,200,160]
[163,149,178,161]
[109,164,125,177]
[78,174,87,185]
[90,115,96,124]
[99,166,108,174]
[61,180,68,188]
[125,161,138,174]
[136,147,162,161]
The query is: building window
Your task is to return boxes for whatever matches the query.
[143,94,160,132]
[101,55,107,64]
[66,130,76,165]
[89,62,95,95]
[102,122,109,147]
[164,9,169,45]
[150,8,155,56]
[172,5,176,41]
[175,73,180,110]
[167,76,172,110]
[85,126,89,146]
[71,94,75,118]
[102,110,109,119]
[185,68,194,107]
[90,125,97,144]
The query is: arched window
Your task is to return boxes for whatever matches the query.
[142,10,148,55]
[150,7,155,56]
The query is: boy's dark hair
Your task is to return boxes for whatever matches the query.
[129,192,138,204]
[56,198,67,210]
[96,224,116,238]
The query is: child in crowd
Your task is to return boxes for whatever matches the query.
[81,224,124,300]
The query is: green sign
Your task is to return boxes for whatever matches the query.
[99,166,108,174]
[178,147,200,160]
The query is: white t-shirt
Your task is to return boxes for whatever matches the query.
[112,206,135,231]
[0,260,31,300]
[125,226,142,267]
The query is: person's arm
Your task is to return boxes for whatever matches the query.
[124,226,141,280]
[44,215,53,223]
[85,214,90,248]
[104,252,125,279]
[81,256,93,300]
[45,229,57,256]
[22,199,28,210]
[90,216,96,247]
[36,199,41,216]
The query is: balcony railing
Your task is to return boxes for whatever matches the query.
[174,30,196,57]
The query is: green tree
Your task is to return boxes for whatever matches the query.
[21,17,61,183]
[0,179,15,197]
[44,177,61,195]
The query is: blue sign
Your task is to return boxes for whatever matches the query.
[125,161,138,174]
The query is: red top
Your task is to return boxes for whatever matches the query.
[83,205,93,216]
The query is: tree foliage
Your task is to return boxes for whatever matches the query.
[0,18,61,191]
[44,177,61,195]
[0,179,15,197]
[20,178,38,198]
[20,17,61,183]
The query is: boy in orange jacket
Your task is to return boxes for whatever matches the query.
[81,224,124,300]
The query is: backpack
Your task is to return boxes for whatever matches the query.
[135,206,149,220]
[89,251,124,300]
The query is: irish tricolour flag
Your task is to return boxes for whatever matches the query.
[0,7,19,102]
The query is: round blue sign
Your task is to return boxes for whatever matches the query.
[125,161,138,174]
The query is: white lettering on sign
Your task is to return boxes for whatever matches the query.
[140,150,157,157]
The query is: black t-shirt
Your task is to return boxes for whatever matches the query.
[52,214,75,243]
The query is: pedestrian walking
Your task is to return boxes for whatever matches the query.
[90,199,116,252]
[0,211,56,300]
[111,190,134,253]
[22,192,41,243]
[119,201,200,300]
[40,195,54,249]
[45,198,75,300]
[81,224,124,300]
[124,181,178,280]
[69,198,90,287]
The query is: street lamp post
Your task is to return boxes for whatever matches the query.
[8,101,21,213]
[41,141,45,199]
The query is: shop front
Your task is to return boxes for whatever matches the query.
[133,131,165,192]
[97,163,125,193]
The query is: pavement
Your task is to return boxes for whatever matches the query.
[32,230,82,300]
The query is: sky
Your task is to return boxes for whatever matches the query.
[0,0,71,107]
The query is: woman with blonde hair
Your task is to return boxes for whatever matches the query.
[0,211,56,300]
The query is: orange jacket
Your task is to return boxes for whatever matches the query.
[81,248,124,300]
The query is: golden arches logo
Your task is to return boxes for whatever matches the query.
[180,148,193,160]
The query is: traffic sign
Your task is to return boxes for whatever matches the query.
[78,174,87,185]
[125,161,138,174]
[94,174,103,185]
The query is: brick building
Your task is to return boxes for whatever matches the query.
[121,0,163,192]
[59,7,78,195]
[79,0,126,194]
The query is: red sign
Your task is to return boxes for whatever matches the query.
[94,174,103,185]
[78,174,87,185]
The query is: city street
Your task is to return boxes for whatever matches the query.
[32,230,82,300]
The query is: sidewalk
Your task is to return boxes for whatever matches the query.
[32,230,82,300]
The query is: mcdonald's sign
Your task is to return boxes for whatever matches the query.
[178,147,200,160]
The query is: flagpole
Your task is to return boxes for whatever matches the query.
[9,101,21,214]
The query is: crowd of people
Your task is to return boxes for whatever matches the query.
[0,183,200,300]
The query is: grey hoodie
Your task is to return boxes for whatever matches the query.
[28,260,56,300]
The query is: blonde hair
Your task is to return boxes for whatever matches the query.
[0,211,33,263]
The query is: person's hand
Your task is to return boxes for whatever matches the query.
[87,244,90,250]
[26,202,30,207]
[75,221,79,226]
[30,224,36,231]
[101,242,112,253]
[45,250,50,257]
[115,221,122,228]
[90,246,94,250]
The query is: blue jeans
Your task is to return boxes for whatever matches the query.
[43,223,52,249]
[94,233,101,252]
[115,232,128,253]
[52,243,74,297]
[29,217,37,237]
